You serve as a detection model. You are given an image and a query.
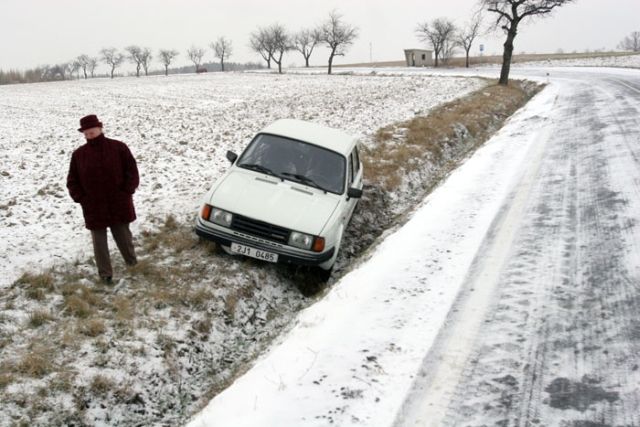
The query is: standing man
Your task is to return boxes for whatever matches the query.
[67,114,139,284]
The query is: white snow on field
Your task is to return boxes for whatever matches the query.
[514,53,640,69]
[0,72,484,287]
[186,76,559,427]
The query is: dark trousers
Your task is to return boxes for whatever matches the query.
[90,223,137,278]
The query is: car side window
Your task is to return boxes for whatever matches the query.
[352,146,360,174]
[348,154,354,185]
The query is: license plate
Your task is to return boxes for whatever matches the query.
[230,243,279,263]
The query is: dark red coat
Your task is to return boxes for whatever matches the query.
[66,134,139,230]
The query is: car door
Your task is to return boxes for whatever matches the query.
[345,146,363,221]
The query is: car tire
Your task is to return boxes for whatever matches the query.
[220,244,233,255]
[317,266,333,282]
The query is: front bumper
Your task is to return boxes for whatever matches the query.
[195,218,335,267]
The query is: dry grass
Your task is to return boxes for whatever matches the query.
[64,295,94,318]
[157,333,175,354]
[185,288,214,310]
[364,81,534,192]
[79,318,107,337]
[142,214,197,254]
[48,370,76,393]
[111,295,134,321]
[16,272,54,301]
[27,309,54,328]
[192,315,213,337]
[61,284,106,319]
[90,374,115,396]
[60,323,81,351]
[16,348,54,378]
[0,372,13,390]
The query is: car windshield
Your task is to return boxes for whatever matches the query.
[237,133,346,194]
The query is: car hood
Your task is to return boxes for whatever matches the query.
[209,169,340,235]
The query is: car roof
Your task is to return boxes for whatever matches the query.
[259,119,357,157]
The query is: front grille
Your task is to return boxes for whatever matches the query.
[231,214,290,243]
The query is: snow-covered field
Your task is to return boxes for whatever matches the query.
[514,52,640,69]
[0,72,484,287]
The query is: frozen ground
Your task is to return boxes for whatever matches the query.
[0,72,484,287]
[188,67,640,426]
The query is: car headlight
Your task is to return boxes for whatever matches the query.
[202,204,233,227]
[288,231,314,250]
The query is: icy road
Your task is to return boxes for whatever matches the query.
[189,67,640,427]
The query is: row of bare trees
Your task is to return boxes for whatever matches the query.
[619,31,640,52]
[417,1,577,85]
[96,41,235,79]
[416,14,483,68]
[249,11,358,74]
[185,37,234,73]
[102,47,182,78]
[0,60,100,84]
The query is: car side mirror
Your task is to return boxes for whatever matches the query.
[226,151,238,164]
[347,187,363,199]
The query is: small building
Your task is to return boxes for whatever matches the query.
[404,49,433,67]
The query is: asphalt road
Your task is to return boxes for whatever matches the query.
[396,68,640,427]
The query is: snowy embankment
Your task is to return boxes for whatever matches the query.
[0,73,484,287]
[187,78,558,425]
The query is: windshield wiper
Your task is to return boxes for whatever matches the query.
[239,163,279,178]
[280,172,326,192]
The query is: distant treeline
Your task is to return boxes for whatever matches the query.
[0,10,362,86]
[0,61,264,86]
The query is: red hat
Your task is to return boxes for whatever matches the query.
[78,114,103,132]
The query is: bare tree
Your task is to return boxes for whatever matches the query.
[68,61,82,80]
[211,37,233,71]
[456,12,483,68]
[618,31,640,52]
[159,49,179,76]
[320,11,359,75]
[441,37,458,65]
[88,57,99,78]
[101,48,124,79]
[126,45,144,77]
[76,54,90,79]
[56,63,70,80]
[187,46,206,72]
[140,48,152,76]
[481,0,576,85]
[250,27,277,69]
[268,24,291,74]
[416,18,456,68]
[293,28,322,67]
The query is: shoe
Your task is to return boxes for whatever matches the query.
[101,276,113,285]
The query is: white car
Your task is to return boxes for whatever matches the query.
[195,119,363,272]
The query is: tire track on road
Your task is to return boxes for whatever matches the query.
[393,101,556,427]
[396,72,640,427]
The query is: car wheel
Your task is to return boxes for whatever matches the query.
[220,244,233,255]
[317,266,333,282]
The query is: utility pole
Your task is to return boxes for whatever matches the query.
[369,42,373,63]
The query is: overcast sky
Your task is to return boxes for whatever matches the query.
[1,0,638,72]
